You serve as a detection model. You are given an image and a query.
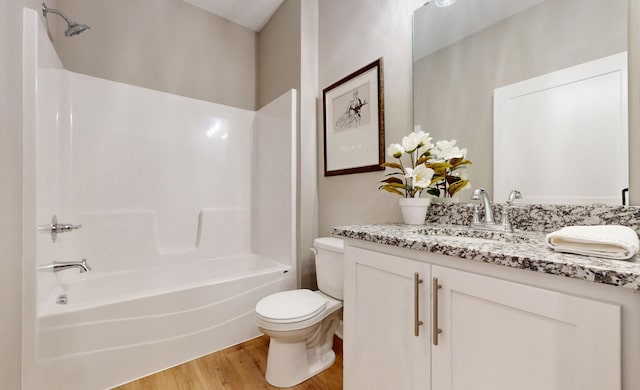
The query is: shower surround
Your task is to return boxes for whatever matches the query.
[23,9,296,389]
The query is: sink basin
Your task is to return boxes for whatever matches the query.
[418,226,532,244]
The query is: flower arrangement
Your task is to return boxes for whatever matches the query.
[379,128,471,198]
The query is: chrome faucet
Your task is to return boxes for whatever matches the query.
[507,190,522,205]
[472,188,495,224]
[499,190,523,231]
[40,258,92,273]
[470,189,522,232]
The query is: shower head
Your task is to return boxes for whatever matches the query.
[64,21,91,37]
[42,2,90,37]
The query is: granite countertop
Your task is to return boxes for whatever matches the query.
[332,223,640,290]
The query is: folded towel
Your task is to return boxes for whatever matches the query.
[545,225,639,260]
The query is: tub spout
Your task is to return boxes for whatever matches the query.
[40,258,92,273]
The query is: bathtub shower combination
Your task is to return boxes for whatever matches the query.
[23,9,297,389]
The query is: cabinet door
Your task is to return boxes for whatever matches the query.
[431,265,621,390]
[344,247,430,390]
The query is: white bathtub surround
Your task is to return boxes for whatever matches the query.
[37,71,256,259]
[24,9,297,390]
[252,90,297,270]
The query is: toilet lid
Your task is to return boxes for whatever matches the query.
[256,289,328,323]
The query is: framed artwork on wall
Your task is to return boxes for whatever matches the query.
[322,58,385,176]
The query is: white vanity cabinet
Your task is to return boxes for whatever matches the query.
[344,244,624,390]
[431,265,621,390]
[343,246,431,390]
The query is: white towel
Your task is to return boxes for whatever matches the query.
[545,225,639,260]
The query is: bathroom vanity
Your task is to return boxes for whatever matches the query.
[335,210,640,390]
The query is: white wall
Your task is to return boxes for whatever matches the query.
[298,0,319,289]
[1,1,25,384]
[317,0,424,235]
[258,0,318,289]
[51,0,258,110]
[0,3,24,387]
[257,0,300,109]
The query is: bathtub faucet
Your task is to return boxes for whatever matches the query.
[40,258,92,273]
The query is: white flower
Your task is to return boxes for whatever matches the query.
[414,165,435,188]
[433,140,465,160]
[387,143,404,159]
[404,164,435,189]
[401,129,434,154]
[404,167,417,179]
[401,132,422,153]
[416,131,433,150]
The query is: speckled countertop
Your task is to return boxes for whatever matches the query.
[333,222,640,290]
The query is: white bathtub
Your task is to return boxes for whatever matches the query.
[35,254,293,390]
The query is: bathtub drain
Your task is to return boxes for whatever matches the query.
[57,294,68,305]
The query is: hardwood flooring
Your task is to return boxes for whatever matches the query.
[113,335,343,390]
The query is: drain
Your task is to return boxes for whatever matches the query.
[56,294,68,305]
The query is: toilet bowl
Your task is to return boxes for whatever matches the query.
[255,237,344,388]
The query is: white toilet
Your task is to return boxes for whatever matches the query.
[255,237,344,388]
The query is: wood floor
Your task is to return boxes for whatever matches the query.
[113,335,343,390]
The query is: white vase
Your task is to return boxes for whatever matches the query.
[399,197,431,225]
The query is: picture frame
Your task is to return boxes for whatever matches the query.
[323,58,385,176]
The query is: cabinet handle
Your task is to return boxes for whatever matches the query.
[414,272,424,337]
[432,277,443,346]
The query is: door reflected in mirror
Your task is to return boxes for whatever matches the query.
[413,0,628,204]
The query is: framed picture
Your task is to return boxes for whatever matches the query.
[323,58,385,176]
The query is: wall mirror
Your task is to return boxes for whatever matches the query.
[413,0,628,204]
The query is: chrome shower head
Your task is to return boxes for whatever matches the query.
[64,22,90,37]
[42,2,90,37]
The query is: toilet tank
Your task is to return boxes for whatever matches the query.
[313,237,344,300]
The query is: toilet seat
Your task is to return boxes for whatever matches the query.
[256,289,328,324]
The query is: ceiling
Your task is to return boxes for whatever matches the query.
[181,0,285,31]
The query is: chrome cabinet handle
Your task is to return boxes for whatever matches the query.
[432,277,443,345]
[414,272,424,337]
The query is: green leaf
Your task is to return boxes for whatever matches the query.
[426,162,452,174]
[447,180,469,196]
[446,175,462,185]
[380,177,404,185]
[381,162,403,170]
[419,150,433,159]
[448,157,463,166]
[430,175,445,186]
[426,161,452,169]
[451,158,472,167]
[379,185,404,196]
[416,156,428,165]
[427,187,440,197]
